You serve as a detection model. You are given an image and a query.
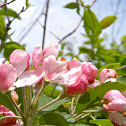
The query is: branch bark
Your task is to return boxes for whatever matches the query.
[42,0,50,50]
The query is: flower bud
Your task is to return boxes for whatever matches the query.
[99,69,118,84]
[82,62,98,84]
[103,90,126,112]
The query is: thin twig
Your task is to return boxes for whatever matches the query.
[0,0,15,8]
[50,84,58,97]
[58,17,83,44]
[19,2,46,43]
[71,96,75,115]
[7,92,25,121]
[4,7,25,40]
[42,0,50,50]
[115,65,126,71]
[37,92,65,112]
[37,19,44,28]
[90,0,96,7]
[49,31,60,40]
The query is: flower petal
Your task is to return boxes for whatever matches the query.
[13,68,45,87]
[0,64,17,91]
[42,43,58,60]
[9,49,30,76]
[42,55,67,81]
[32,46,42,69]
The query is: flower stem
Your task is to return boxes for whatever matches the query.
[7,91,25,121]
[37,91,65,112]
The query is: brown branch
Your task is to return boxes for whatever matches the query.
[58,17,83,44]
[19,2,46,43]
[0,0,15,8]
[4,7,25,40]
[42,0,50,50]
[115,65,126,71]
[90,0,96,7]
[49,31,60,40]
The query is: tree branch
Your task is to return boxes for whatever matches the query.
[58,17,83,44]
[42,0,50,50]
[0,0,15,8]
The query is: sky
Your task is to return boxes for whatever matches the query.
[2,0,126,57]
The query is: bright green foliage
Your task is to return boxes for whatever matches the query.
[0,8,21,19]
[100,15,117,29]
[64,2,80,14]
[84,8,101,44]
[0,16,5,40]
[39,111,69,126]
[90,119,113,126]
[4,41,25,60]
[0,91,17,114]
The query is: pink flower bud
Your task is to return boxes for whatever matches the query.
[103,90,126,112]
[65,75,89,95]
[82,62,98,84]
[99,69,118,84]
[109,112,126,126]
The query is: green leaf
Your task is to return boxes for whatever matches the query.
[64,2,80,14]
[100,15,117,29]
[76,82,126,114]
[39,95,69,111]
[84,8,101,43]
[0,16,5,40]
[0,8,21,19]
[39,111,69,126]
[0,91,16,114]
[64,2,79,9]
[116,75,126,83]
[4,41,25,60]
[43,84,61,98]
[79,46,92,54]
[90,119,113,126]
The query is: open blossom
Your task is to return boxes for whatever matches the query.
[103,90,126,112]
[99,69,118,84]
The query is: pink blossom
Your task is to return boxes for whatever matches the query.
[109,112,126,126]
[9,49,30,76]
[65,74,89,95]
[81,62,98,84]
[0,64,17,91]
[103,90,126,112]
[32,43,58,69]
[42,55,67,82]
[99,69,118,84]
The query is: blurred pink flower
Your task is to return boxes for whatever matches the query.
[109,112,126,126]
[99,69,118,84]
[103,90,126,112]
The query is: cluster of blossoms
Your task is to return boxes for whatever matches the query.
[0,43,120,125]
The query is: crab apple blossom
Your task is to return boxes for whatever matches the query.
[103,90,126,112]
[65,74,89,95]
[99,69,118,84]
[32,43,58,69]
[81,62,98,84]
[109,112,126,126]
